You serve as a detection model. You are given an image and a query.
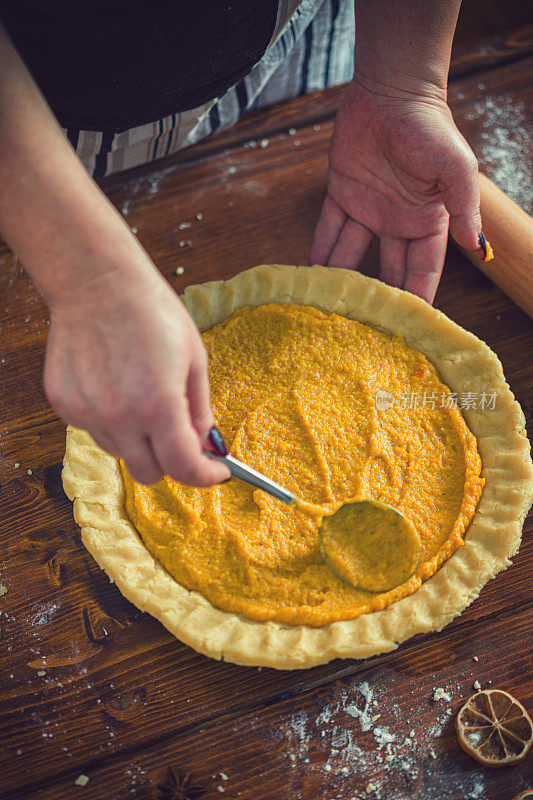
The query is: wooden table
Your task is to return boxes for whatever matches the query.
[1,27,532,800]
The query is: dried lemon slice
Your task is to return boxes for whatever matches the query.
[455,689,533,767]
[513,791,533,800]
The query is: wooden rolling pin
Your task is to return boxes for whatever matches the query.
[458,172,533,318]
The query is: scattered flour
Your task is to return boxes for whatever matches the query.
[122,166,176,203]
[466,93,532,212]
[123,762,148,794]
[30,602,60,627]
[465,729,483,747]
[345,681,375,732]
[469,782,485,799]
[256,672,494,798]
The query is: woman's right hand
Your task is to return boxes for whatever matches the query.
[0,22,228,488]
[45,264,230,487]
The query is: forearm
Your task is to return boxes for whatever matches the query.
[354,0,461,97]
[0,24,155,309]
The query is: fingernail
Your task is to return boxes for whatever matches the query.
[478,232,494,262]
[478,231,487,259]
[207,426,228,457]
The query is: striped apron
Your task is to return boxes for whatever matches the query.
[64,0,355,177]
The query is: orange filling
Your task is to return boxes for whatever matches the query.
[121,304,484,626]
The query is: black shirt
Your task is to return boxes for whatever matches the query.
[0,1,279,131]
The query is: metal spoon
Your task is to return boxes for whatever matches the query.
[207,453,422,592]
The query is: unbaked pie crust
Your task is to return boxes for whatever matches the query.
[62,265,533,669]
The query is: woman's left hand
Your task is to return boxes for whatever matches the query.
[310,77,482,303]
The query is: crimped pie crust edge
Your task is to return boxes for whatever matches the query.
[62,265,533,669]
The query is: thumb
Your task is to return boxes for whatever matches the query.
[438,137,482,251]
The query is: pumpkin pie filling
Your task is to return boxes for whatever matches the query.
[120,303,484,627]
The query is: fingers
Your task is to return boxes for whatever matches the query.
[379,237,408,288]
[48,368,228,488]
[186,345,215,438]
[74,418,161,485]
[84,427,120,458]
[310,196,347,265]
[150,400,230,487]
[438,139,481,251]
[311,195,373,270]
[403,232,448,304]
[80,404,228,488]
[115,434,163,486]
[327,218,373,270]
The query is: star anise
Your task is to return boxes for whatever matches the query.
[156,767,204,800]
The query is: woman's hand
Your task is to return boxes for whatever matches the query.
[0,26,228,488]
[45,267,230,487]
[311,78,482,302]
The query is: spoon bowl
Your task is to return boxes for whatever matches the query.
[319,499,421,593]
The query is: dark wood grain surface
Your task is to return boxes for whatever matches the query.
[1,30,532,800]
